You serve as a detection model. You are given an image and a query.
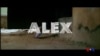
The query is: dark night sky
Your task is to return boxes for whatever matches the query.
[8,8,72,29]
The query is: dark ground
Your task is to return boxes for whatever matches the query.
[1,32,89,49]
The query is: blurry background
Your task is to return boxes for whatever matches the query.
[1,7,8,29]
[8,8,72,29]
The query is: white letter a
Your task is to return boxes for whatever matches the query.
[28,22,40,33]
